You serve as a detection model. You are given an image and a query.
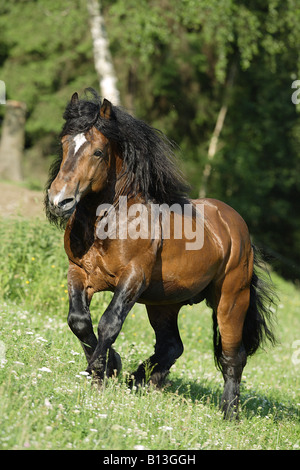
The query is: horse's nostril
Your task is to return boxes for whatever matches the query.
[58,197,75,208]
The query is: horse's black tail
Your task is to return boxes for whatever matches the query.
[213,245,277,369]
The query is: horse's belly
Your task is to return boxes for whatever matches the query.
[138,279,210,305]
[138,244,219,305]
[138,199,243,305]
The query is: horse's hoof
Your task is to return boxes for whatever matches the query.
[106,348,122,378]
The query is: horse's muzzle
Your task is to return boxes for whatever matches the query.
[47,190,77,219]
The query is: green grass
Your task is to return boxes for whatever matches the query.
[0,217,299,449]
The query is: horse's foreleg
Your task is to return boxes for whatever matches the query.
[67,263,97,363]
[67,262,121,376]
[132,304,183,387]
[86,264,147,381]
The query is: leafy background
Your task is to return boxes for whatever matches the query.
[1,0,300,280]
[0,1,299,450]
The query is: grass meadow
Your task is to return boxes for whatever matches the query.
[0,217,299,450]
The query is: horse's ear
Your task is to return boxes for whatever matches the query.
[71,92,79,104]
[100,98,112,120]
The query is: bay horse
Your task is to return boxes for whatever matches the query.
[45,89,276,418]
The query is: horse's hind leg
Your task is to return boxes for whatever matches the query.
[213,276,250,419]
[132,304,183,387]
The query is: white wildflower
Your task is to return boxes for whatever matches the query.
[38,367,52,373]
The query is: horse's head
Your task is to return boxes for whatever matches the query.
[47,93,114,219]
[46,88,189,225]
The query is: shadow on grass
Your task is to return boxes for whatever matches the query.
[162,376,299,422]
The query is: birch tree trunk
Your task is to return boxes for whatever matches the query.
[199,63,237,198]
[87,0,121,106]
[0,100,26,181]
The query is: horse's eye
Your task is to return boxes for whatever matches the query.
[94,149,103,157]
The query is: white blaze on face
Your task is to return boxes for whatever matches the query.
[73,133,87,154]
[53,184,67,206]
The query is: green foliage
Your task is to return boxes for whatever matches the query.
[0,218,299,449]
[1,0,299,278]
[0,217,68,312]
[0,217,113,315]
[102,0,300,279]
[0,0,97,141]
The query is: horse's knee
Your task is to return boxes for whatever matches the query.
[68,308,90,340]
[97,308,122,346]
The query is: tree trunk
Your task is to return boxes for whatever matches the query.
[199,63,237,198]
[0,100,26,182]
[87,0,121,106]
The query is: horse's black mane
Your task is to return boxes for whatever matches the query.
[45,88,190,224]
